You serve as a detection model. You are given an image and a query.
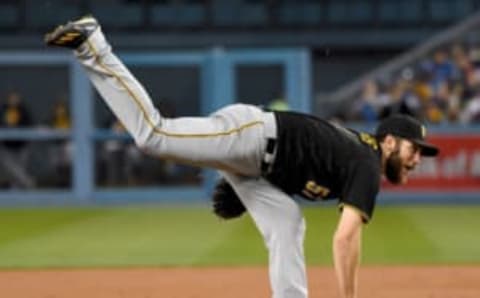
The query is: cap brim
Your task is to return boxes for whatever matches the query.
[412,139,439,157]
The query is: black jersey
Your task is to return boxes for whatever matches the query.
[265,111,382,223]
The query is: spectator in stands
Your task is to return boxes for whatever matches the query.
[0,91,33,151]
[47,99,72,186]
[423,100,445,124]
[427,81,451,124]
[379,78,420,119]
[0,90,34,188]
[460,85,480,123]
[451,44,476,101]
[413,67,433,101]
[0,90,33,147]
[467,47,480,83]
[445,81,464,122]
[49,99,71,130]
[420,48,459,91]
[350,80,388,122]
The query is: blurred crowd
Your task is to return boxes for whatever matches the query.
[0,90,199,189]
[0,90,74,188]
[347,44,480,124]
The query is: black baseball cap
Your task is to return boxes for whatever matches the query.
[375,114,439,157]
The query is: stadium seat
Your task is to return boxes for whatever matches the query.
[277,3,323,26]
[326,1,373,24]
[90,0,143,28]
[212,0,267,26]
[25,0,81,28]
[151,3,205,27]
[0,3,18,28]
[429,0,473,22]
[378,0,422,23]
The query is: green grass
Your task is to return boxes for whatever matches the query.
[0,205,479,268]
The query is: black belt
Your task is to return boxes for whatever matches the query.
[261,138,276,175]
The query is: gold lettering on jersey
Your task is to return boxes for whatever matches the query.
[359,133,378,150]
[302,180,330,199]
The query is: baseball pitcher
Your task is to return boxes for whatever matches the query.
[45,16,439,298]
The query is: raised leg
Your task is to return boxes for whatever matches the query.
[46,17,272,176]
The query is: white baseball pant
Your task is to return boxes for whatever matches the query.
[73,26,308,298]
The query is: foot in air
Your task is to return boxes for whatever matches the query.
[44,15,99,49]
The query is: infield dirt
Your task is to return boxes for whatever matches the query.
[0,265,479,297]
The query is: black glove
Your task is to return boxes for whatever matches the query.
[212,178,246,220]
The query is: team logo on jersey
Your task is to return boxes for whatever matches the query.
[421,125,426,138]
[359,133,378,150]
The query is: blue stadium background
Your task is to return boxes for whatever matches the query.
[0,0,479,206]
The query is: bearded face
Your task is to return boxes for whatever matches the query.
[384,138,421,185]
[385,148,403,184]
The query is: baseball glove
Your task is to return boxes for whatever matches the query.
[212,178,246,220]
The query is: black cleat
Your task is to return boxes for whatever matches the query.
[44,15,99,49]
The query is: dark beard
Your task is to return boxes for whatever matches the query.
[385,150,403,184]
